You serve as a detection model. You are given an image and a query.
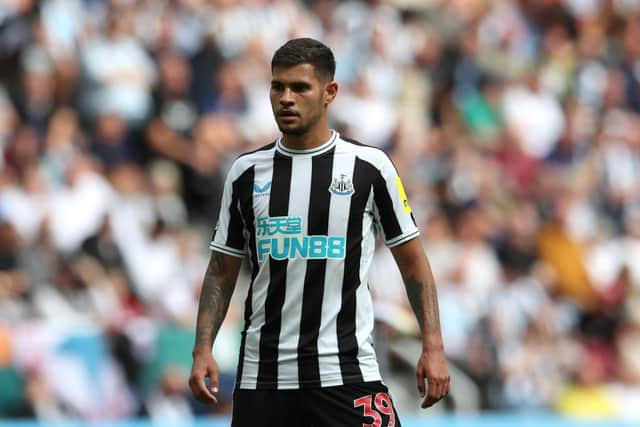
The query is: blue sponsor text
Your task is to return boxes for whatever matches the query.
[257,236,345,261]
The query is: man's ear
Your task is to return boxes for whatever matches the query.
[324,81,338,106]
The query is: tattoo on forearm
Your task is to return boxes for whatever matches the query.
[404,275,441,336]
[194,252,236,349]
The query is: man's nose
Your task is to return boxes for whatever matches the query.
[280,88,294,105]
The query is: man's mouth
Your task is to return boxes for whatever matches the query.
[279,111,299,122]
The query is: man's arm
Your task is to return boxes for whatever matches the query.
[390,237,450,408]
[189,251,242,404]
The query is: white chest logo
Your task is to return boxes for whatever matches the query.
[329,174,355,196]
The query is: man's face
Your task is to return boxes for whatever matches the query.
[270,64,335,135]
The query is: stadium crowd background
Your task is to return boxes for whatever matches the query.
[1,0,640,422]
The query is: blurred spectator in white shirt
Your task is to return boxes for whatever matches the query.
[81,7,156,125]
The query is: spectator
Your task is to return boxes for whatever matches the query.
[80,5,156,125]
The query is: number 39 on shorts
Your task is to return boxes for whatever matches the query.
[353,392,395,427]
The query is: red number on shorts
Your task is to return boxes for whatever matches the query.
[353,395,382,427]
[354,392,396,427]
[374,392,395,427]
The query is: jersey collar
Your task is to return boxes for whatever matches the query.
[275,130,338,157]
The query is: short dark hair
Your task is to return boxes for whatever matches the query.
[271,38,336,81]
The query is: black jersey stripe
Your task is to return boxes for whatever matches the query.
[225,175,247,250]
[337,157,377,383]
[233,166,257,384]
[372,168,403,240]
[297,148,335,386]
[257,152,292,387]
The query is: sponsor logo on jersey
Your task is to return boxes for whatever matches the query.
[329,174,355,196]
[255,216,345,261]
[253,181,272,195]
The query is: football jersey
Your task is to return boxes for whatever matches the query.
[210,130,419,389]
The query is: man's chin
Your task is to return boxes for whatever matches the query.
[278,124,306,135]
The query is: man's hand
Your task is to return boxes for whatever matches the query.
[416,349,450,408]
[189,347,220,404]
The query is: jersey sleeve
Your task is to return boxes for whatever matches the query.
[209,162,248,258]
[371,155,420,248]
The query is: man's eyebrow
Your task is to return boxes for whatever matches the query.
[270,79,311,85]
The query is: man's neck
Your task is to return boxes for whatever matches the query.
[281,127,333,151]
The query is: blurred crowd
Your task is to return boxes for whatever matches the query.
[1,0,640,422]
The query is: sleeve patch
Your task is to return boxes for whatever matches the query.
[395,177,412,214]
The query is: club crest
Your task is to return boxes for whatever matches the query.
[329,174,355,196]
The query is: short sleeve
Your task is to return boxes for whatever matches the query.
[371,155,420,248]
[209,163,248,258]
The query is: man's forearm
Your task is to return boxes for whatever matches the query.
[391,238,444,351]
[403,272,443,351]
[194,251,239,351]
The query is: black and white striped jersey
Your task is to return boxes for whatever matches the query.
[210,130,419,389]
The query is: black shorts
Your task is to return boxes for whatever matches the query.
[231,381,402,427]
